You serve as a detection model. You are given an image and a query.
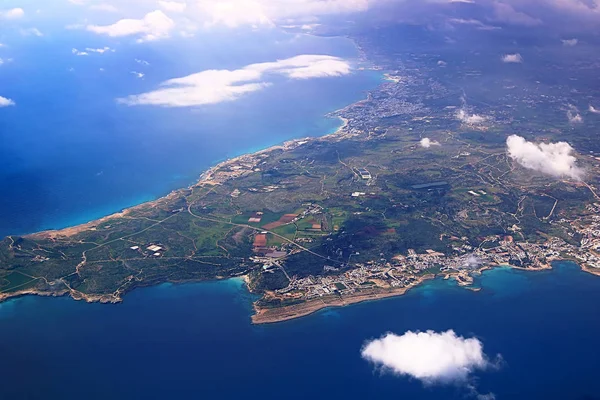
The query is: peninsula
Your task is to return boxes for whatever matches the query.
[3,31,600,324]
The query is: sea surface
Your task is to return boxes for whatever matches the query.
[0,261,599,399]
[0,29,380,237]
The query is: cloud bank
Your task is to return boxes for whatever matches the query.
[0,96,15,107]
[361,330,496,384]
[590,105,600,114]
[196,0,369,28]
[68,0,600,37]
[78,0,370,35]
[120,54,351,107]
[506,135,583,180]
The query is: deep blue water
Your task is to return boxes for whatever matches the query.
[1,261,599,400]
[0,30,380,237]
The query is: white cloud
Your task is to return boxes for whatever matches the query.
[502,53,523,63]
[590,105,600,114]
[420,138,440,148]
[562,38,578,46]
[506,134,583,180]
[456,108,486,125]
[73,46,113,56]
[86,46,115,53]
[131,71,145,78]
[361,330,497,385]
[135,58,150,66]
[0,96,15,107]
[567,105,583,124]
[87,10,175,42]
[0,8,24,20]
[72,48,89,56]
[120,54,351,107]
[159,1,187,13]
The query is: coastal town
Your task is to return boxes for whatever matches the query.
[249,225,587,311]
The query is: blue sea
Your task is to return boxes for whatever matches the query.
[0,29,380,237]
[0,261,599,399]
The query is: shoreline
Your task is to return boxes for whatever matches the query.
[251,274,435,324]
[1,257,594,324]
[250,261,558,325]
[25,115,353,241]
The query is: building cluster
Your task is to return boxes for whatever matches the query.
[568,203,600,269]
[331,74,428,133]
[268,233,577,302]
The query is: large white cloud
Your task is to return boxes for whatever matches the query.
[87,10,175,42]
[361,330,495,384]
[76,0,370,30]
[506,134,583,180]
[120,54,351,107]
[0,8,24,20]
[0,96,15,107]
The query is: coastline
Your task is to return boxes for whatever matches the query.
[251,274,435,324]
[26,115,353,241]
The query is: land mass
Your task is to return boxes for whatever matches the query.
[3,27,600,323]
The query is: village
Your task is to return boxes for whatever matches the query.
[257,230,580,303]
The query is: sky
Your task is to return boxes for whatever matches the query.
[1,0,598,48]
[1,0,597,90]
[0,0,377,109]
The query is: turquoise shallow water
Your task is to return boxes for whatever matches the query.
[1,261,599,399]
